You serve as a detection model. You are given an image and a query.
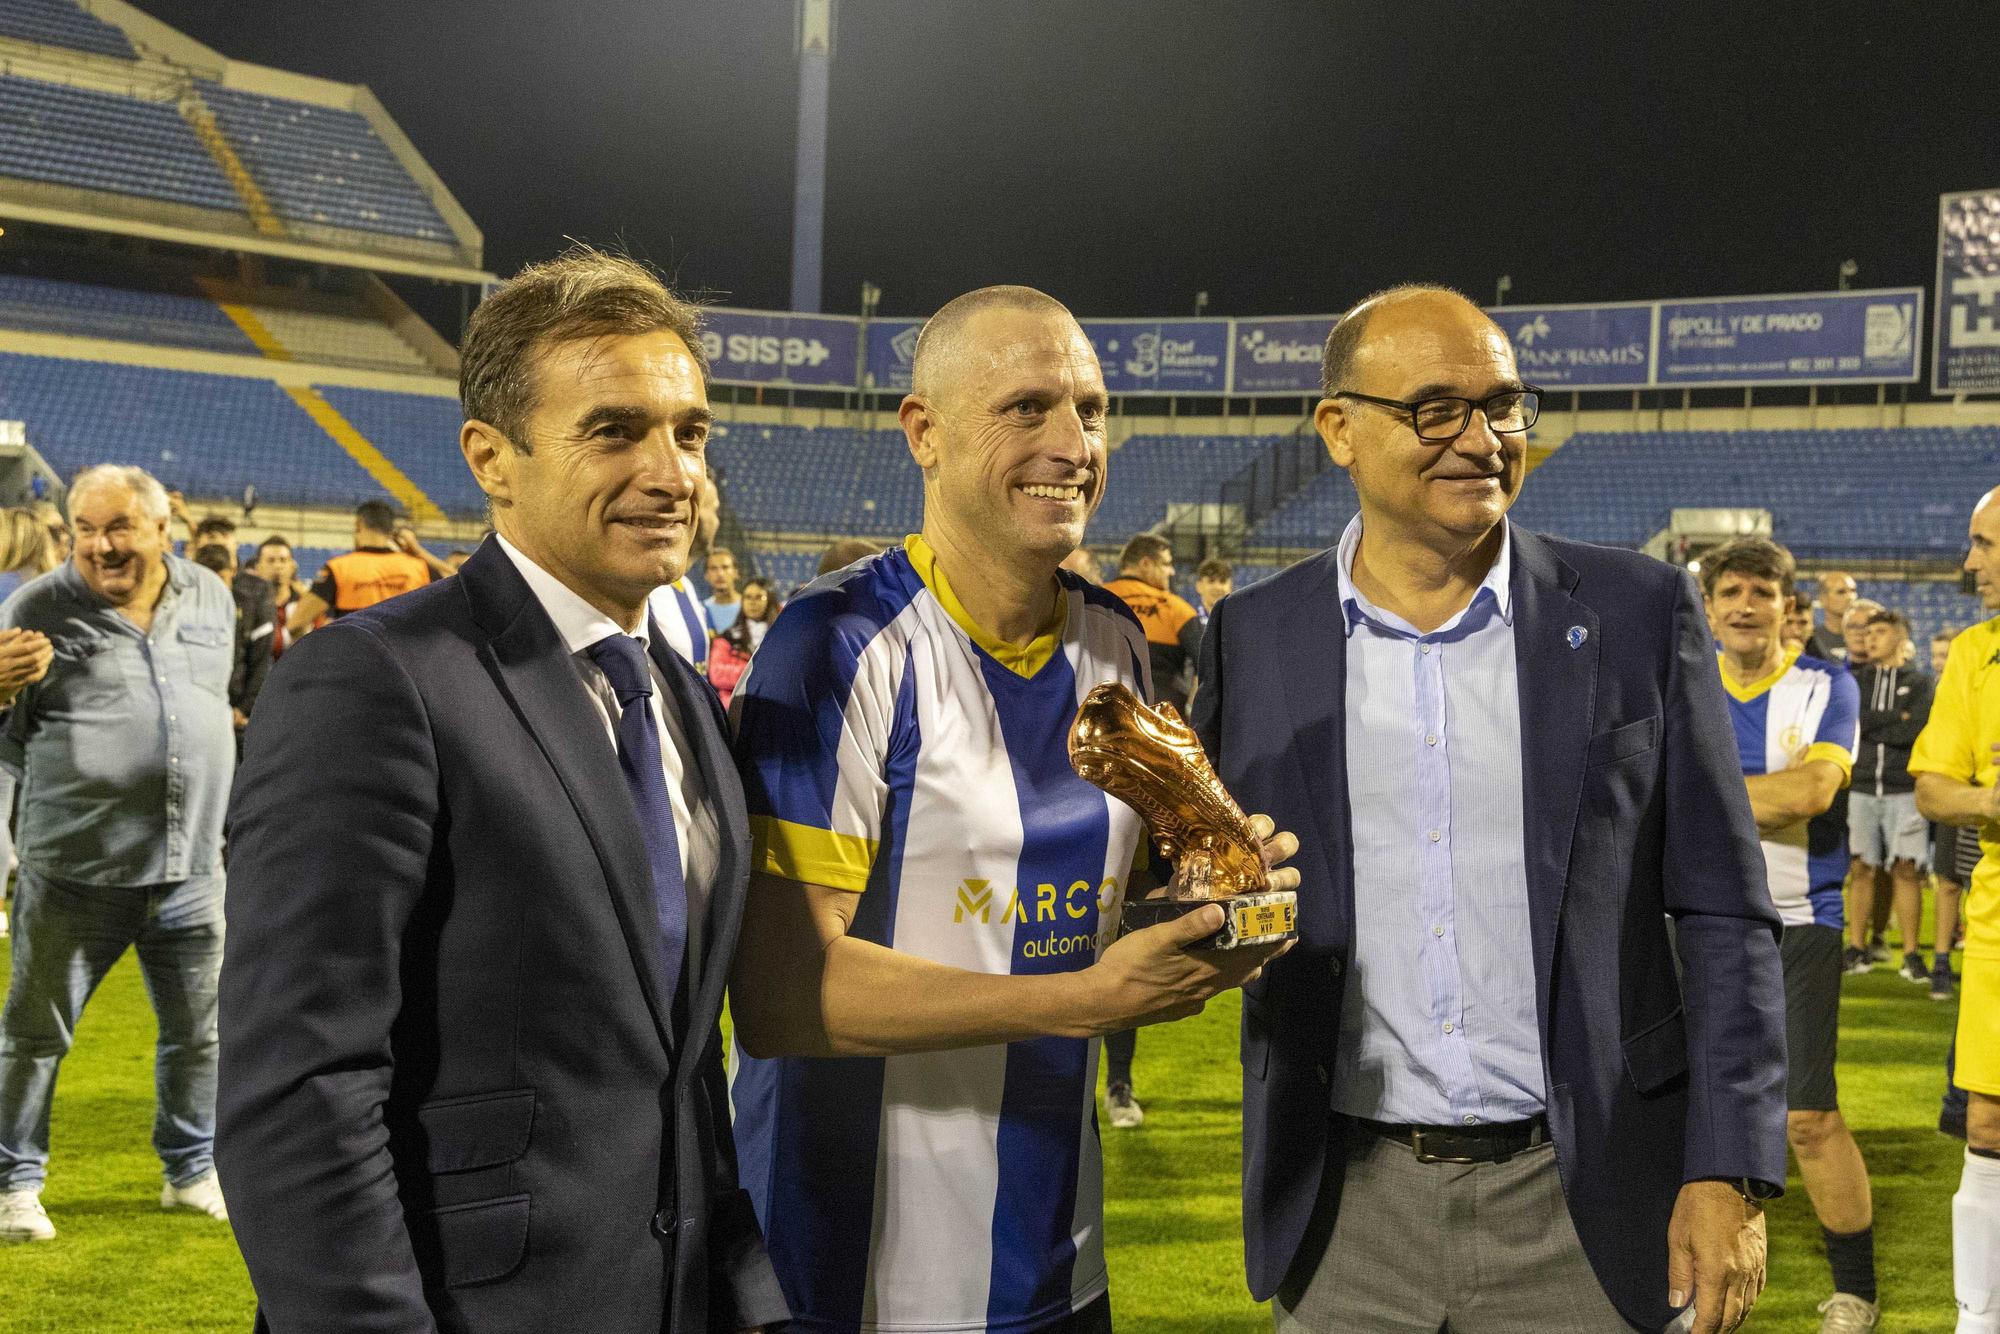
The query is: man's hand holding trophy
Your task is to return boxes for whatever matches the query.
[1069,681,1301,950]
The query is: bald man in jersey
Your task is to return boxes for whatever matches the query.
[728,285,1296,1333]
[1194,285,1786,1333]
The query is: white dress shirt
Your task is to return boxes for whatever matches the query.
[1332,514,1545,1126]
[497,536,720,960]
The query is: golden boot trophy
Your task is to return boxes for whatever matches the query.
[1068,681,1298,949]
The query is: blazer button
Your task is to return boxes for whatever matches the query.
[1327,957,1343,978]
[1316,1064,1330,1087]
[651,1208,679,1237]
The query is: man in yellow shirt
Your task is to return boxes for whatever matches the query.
[1912,484,2000,1332]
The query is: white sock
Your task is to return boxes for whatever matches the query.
[1958,1148,2000,1333]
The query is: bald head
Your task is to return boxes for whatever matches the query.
[1969,484,2000,609]
[1322,285,1493,395]
[911,285,1079,402]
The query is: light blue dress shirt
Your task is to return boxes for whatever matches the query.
[0,556,237,886]
[1332,514,1546,1126]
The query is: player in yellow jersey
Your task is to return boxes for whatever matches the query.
[1912,484,2000,1332]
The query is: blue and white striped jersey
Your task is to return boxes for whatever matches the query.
[729,535,1151,1334]
[1720,646,1859,928]
[648,574,710,672]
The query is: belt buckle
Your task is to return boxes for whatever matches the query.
[1408,1128,1481,1165]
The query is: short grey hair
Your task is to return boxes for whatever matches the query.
[68,465,171,524]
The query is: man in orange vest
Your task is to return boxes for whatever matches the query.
[1103,533,1204,711]
[285,500,431,638]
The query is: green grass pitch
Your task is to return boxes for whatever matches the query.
[0,946,1961,1331]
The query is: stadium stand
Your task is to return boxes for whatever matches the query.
[1243,466,1360,549]
[200,84,454,244]
[707,424,922,537]
[314,385,474,515]
[1088,433,1272,541]
[0,74,240,213]
[0,350,391,508]
[0,271,256,354]
[1509,427,1997,560]
[0,0,137,60]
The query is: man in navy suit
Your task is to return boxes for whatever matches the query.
[218,249,786,1333]
[1192,287,1786,1334]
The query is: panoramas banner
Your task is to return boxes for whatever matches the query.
[1493,303,1654,389]
[1658,290,1921,386]
[699,308,860,389]
[1936,189,2000,394]
[712,292,1924,394]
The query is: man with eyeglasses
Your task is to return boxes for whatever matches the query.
[1193,285,1785,1333]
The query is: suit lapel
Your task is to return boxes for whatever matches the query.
[460,543,680,1053]
[1275,551,1353,952]
[647,630,749,1085]
[1508,529,1598,1029]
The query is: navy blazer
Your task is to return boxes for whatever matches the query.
[1192,526,1787,1330]
[218,539,786,1333]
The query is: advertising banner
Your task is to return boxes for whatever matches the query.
[1490,303,1654,389]
[863,319,924,392]
[1936,189,2000,394]
[1080,320,1229,394]
[1657,290,1921,386]
[699,308,859,389]
[1229,316,1338,394]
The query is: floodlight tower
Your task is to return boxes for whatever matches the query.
[790,0,834,312]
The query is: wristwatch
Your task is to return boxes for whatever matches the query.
[1728,1177,1780,1203]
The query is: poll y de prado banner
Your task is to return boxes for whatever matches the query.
[1657,290,1922,387]
[1937,189,2000,395]
[709,290,1924,395]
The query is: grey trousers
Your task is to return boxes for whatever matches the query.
[1275,1129,1686,1334]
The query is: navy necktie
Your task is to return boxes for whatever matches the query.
[585,633,689,1013]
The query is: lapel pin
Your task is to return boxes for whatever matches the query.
[1567,625,1588,650]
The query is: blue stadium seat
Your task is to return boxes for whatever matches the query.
[0,0,136,60]
[707,424,923,537]
[0,75,241,214]
[1508,427,1999,560]
[0,351,392,509]
[314,386,477,516]
[1088,433,1274,542]
[0,272,257,354]
[200,85,453,244]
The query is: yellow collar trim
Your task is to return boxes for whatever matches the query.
[1717,643,1801,702]
[905,534,1066,678]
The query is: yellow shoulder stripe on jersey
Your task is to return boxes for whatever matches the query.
[1805,741,1854,786]
[750,815,876,893]
[905,534,1066,679]
[1716,643,1801,703]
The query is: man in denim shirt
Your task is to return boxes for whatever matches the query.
[0,465,236,1243]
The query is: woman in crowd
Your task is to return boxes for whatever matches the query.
[707,578,782,710]
[737,577,780,650]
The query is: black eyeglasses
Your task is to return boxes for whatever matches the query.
[1334,388,1541,441]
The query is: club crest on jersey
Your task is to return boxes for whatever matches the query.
[1779,724,1808,763]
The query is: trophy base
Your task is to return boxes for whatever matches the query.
[1121,890,1298,950]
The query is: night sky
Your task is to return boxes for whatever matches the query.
[139,0,1997,321]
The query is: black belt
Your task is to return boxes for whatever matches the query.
[1350,1114,1549,1165]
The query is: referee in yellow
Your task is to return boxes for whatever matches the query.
[1914,483,2000,1331]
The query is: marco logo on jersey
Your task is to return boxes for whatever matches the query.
[953,876,1120,939]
